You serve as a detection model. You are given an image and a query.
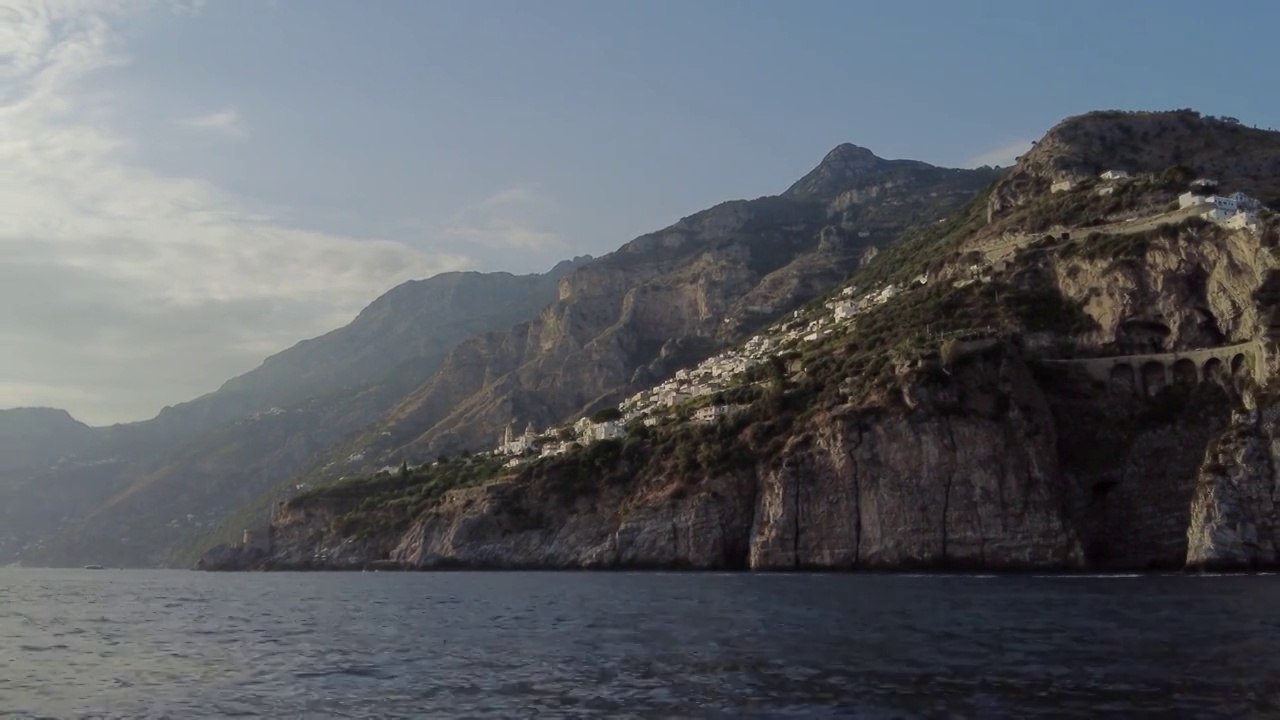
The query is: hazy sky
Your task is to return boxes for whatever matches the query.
[5,0,1280,425]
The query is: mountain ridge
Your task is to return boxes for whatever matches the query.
[285,146,1002,489]
[200,108,1280,574]
[0,258,591,567]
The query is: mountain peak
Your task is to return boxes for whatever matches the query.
[822,143,880,165]
[783,143,895,200]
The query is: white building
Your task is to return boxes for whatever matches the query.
[1099,170,1130,181]
[497,421,539,456]
[694,404,747,424]
[1201,207,1232,223]
[1179,191,1213,209]
[833,300,858,321]
[1228,192,1262,210]
[540,442,575,458]
[1050,179,1075,193]
[581,420,625,442]
[1224,211,1261,232]
[1213,196,1239,212]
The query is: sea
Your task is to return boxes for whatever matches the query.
[0,570,1277,719]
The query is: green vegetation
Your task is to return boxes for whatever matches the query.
[851,181,997,290]
[295,455,506,539]
[589,407,623,423]
[518,397,791,504]
[1012,169,1190,234]
[1055,216,1215,264]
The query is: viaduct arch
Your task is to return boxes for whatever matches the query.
[1041,340,1264,397]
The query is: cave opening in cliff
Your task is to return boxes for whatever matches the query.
[1118,319,1172,354]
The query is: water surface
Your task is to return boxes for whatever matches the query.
[1,570,1277,718]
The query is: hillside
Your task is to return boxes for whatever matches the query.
[0,260,588,567]
[0,408,97,477]
[300,147,1001,483]
[206,109,1280,573]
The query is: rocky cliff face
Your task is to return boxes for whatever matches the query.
[202,109,1280,575]
[1186,401,1280,569]
[205,346,1085,571]
[314,154,1001,473]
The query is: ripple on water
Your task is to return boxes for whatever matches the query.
[0,570,1278,718]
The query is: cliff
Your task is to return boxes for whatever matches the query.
[202,108,1280,574]
[1186,399,1280,569]
[204,345,1083,571]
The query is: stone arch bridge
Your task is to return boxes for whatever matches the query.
[1040,340,1266,397]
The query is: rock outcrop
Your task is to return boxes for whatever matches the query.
[1186,402,1280,569]
[210,346,1086,571]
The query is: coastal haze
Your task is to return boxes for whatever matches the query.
[5,1,1280,716]
[4,1,1280,571]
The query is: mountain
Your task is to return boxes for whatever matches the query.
[0,259,590,567]
[204,109,1280,573]
[295,149,1001,484]
[142,259,594,438]
[0,408,97,477]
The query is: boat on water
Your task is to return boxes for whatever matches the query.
[82,564,105,570]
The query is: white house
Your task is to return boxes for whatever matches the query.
[1201,207,1232,223]
[1050,179,1075,193]
[1224,211,1260,232]
[1227,192,1262,210]
[540,442,574,459]
[1099,170,1130,181]
[694,404,747,424]
[1179,191,1213,209]
[1212,196,1239,212]
[833,300,858,321]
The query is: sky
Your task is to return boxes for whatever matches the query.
[4,0,1280,425]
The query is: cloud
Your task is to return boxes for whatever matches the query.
[180,107,246,138]
[439,186,566,251]
[0,1,470,425]
[967,139,1035,168]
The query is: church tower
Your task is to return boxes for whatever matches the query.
[503,421,516,447]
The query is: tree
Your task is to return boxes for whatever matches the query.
[590,407,623,423]
[399,461,410,480]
